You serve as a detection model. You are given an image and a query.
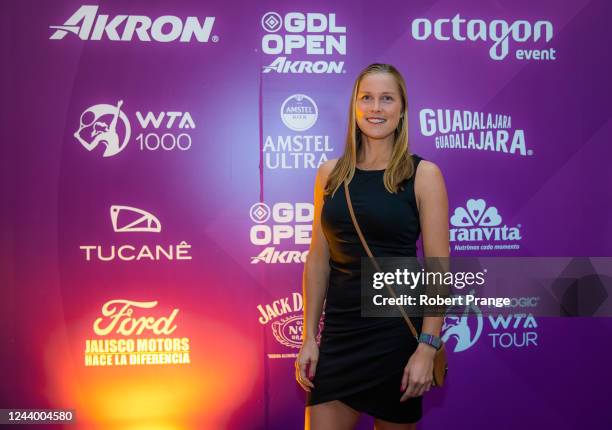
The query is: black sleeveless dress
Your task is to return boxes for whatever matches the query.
[306,154,425,424]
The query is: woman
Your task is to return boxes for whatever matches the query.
[295,63,449,430]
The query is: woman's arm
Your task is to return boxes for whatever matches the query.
[296,159,336,391]
[401,159,450,400]
[416,160,450,338]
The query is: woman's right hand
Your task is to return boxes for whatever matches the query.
[295,337,319,392]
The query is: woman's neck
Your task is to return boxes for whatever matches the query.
[357,135,394,169]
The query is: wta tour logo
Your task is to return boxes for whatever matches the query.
[74,100,196,157]
[260,11,346,74]
[450,198,522,252]
[441,291,539,351]
[411,14,556,61]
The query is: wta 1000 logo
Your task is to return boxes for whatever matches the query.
[260,12,346,74]
[74,100,195,158]
[411,14,556,61]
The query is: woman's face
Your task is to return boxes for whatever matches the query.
[355,72,403,142]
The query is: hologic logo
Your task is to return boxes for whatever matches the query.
[261,11,346,74]
[411,14,556,61]
[50,5,217,43]
[450,199,521,246]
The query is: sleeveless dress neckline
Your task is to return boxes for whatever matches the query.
[355,167,386,173]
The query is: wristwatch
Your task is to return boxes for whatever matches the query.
[418,333,442,350]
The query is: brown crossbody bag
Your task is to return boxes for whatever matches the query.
[343,180,448,387]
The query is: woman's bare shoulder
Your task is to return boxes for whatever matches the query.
[415,159,443,181]
[317,158,339,181]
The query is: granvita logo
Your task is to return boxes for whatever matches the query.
[450,198,521,242]
[50,5,217,42]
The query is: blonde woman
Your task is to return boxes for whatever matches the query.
[296,63,449,430]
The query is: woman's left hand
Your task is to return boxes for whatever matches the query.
[400,343,436,401]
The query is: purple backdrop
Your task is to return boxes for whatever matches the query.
[3,0,612,429]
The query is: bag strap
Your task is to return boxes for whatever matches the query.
[343,180,419,340]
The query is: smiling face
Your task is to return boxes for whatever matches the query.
[355,72,404,142]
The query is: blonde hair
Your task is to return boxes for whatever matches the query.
[325,63,415,196]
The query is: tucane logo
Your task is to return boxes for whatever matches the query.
[110,205,161,233]
[74,101,131,157]
[79,206,192,262]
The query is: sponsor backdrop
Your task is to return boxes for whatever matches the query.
[3,0,612,429]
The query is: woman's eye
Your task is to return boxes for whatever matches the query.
[361,95,370,100]
[383,96,393,101]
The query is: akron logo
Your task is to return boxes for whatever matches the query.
[74,101,131,157]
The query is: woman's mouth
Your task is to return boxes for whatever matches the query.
[366,117,387,124]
